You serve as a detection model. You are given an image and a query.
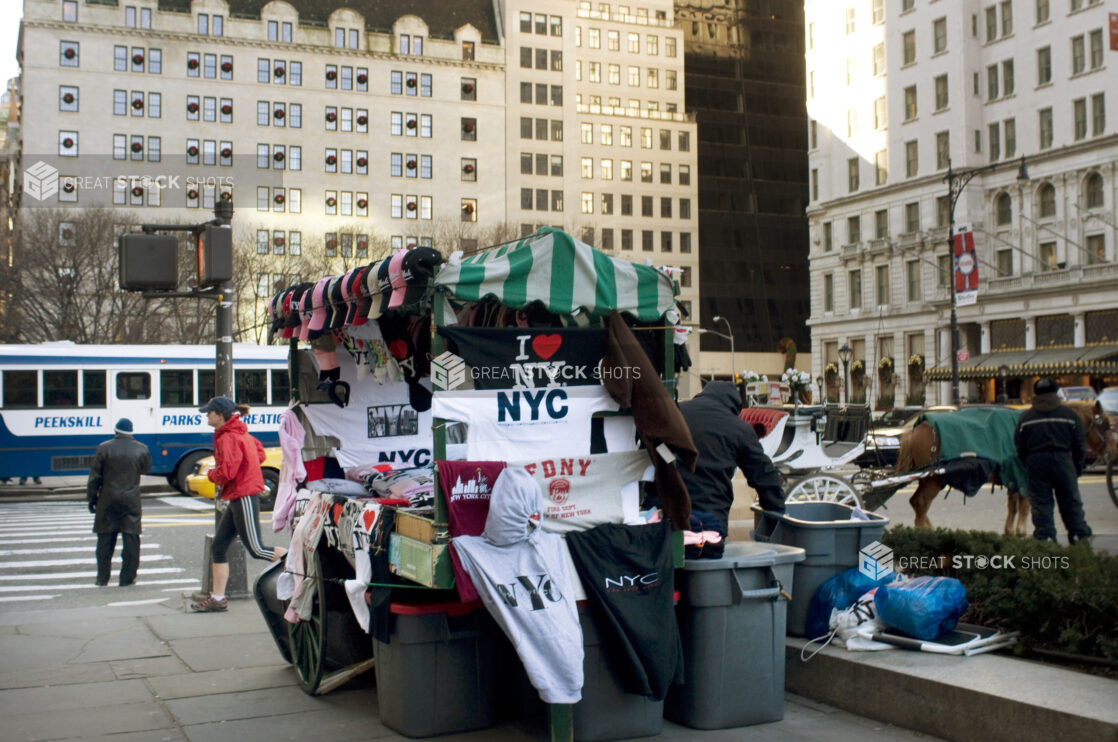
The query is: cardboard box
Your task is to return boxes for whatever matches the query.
[388,532,454,589]
[394,509,445,544]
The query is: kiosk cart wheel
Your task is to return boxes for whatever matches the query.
[786,473,862,508]
[287,550,326,694]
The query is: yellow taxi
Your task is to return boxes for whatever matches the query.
[186,447,283,510]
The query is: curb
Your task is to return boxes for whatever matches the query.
[785,637,1118,742]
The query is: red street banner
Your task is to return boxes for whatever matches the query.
[953,228,978,307]
[1111,13,1118,51]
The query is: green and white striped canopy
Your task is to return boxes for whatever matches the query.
[433,228,677,322]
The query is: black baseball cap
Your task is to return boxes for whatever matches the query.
[392,247,443,310]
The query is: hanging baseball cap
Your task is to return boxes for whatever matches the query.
[391,246,442,310]
[327,274,347,330]
[297,286,313,342]
[378,249,406,315]
[307,276,332,339]
[353,264,377,324]
[199,396,237,416]
[281,288,298,339]
[386,249,411,310]
[345,266,369,326]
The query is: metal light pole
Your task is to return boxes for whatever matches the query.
[838,343,853,406]
[998,363,1010,402]
[816,375,824,404]
[713,315,735,380]
[945,155,1029,406]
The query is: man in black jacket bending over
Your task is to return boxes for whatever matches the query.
[678,381,785,536]
[1014,378,1091,544]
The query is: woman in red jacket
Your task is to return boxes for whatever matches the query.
[192,396,286,613]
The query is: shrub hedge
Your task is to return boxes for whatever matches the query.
[882,526,1118,662]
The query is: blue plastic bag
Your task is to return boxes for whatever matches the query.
[804,568,899,639]
[874,576,968,640]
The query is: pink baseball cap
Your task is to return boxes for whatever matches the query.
[297,287,312,342]
[307,276,331,338]
[386,248,410,309]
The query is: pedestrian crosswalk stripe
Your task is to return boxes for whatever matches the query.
[0,566,185,584]
[158,496,214,511]
[108,598,169,607]
[0,544,160,556]
[0,578,199,593]
[0,537,98,546]
[0,554,172,569]
[0,595,59,603]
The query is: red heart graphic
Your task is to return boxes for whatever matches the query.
[388,339,408,359]
[362,507,378,532]
[532,334,562,360]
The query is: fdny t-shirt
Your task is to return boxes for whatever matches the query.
[510,450,654,534]
[432,386,620,461]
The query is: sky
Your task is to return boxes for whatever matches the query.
[1,2,22,88]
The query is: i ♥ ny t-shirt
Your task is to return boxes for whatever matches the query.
[432,386,619,461]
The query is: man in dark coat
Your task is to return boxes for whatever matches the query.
[87,419,151,586]
[1014,378,1091,544]
[677,381,785,534]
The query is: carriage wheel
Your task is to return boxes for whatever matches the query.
[287,550,326,694]
[1107,457,1117,511]
[787,474,862,508]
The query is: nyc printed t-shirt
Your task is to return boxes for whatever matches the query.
[438,460,506,603]
[510,450,654,534]
[301,353,432,469]
[432,386,620,461]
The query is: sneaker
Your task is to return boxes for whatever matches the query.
[190,595,228,612]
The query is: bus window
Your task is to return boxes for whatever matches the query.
[83,371,106,407]
[235,369,267,405]
[271,369,290,405]
[161,370,194,406]
[198,370,215,404]
[44,370,78,407]
[116,372,151,400]
[2,370,37,408]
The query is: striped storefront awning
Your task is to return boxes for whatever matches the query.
[924,344,1118,381]
[433,227,677,322]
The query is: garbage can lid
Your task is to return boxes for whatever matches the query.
[681,541,805,571]
[751,501,889,527]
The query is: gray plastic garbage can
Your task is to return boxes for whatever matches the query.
[665,541,806,730]
[752,502,889,637]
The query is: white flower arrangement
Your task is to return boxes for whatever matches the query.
[741,370,768,384]
[781,368,812,392]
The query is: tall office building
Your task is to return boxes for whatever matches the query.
[806,0,1117,406]
[16,0,698,343]
[678,0,810,357]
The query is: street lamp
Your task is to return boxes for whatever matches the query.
[696,328,732,380]
[998,364,1009,402]
[838,343,853,406]
[816,375,824,404]
[712,315,735,381]
[945,154,1029,406]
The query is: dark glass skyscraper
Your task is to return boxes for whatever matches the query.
[678,0,809,354]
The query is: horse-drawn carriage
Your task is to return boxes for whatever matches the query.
[742,400,1117,529]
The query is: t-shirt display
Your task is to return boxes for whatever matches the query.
[300,352,432,469]
[438,326,607,389]
[432,386,619,461]
[509,450,654,534]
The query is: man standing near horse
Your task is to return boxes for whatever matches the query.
[1014,378,1092,545]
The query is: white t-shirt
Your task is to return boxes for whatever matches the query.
[432,386,620,461]
[301,353,432,469]
[510,450,654,534]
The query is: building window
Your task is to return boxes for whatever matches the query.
[1072,35,1085,75]
[995,192,1012,225]
[847,215,861,245]
[904,85,917,120]
[823,274,834,312]
[1085,172,1104,209]
[1036,46,1051,85]
[60,86,79,112]
[906,261,922,302]
[872,43,884,75]
[905,202,921,233]
[1037,183,1056,218]
[1038,241,1057,271]
[1038,107,1053,149]
[874,150,888,185]
[1090,29,1103,69]
[823,222,833,251]
[60,41,79,67]
[462,198,477,222]
[989,122,1001,160]
[63,0,77,21]
[933,18,947,52]
[934,75,949,110]
[1074,98,1088,140]
[875,265,890,306]
[1036,0,1049,23]
[902,30,916,64]
[847,158,860,192]
[849,270,862,309]
[936,131,950,169]
[905,141,918,177]
[59,130,78,156]
[875,209,889,238]
[996,249,1013,277]
[1086,234,1105,265]
[1004,118,1016,157]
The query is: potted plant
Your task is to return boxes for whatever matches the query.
[908,353,925,383]
[781,368,813,404]
[878,356,895,385]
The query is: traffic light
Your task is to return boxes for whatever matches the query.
[119,234,177,290]
[197,224,233,286]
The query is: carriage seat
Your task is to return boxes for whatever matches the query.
[739,407,789,440]
[821,404,871,457]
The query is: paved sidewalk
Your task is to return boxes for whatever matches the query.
[0,597,940,742]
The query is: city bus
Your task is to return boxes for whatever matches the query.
[0,342,289,492]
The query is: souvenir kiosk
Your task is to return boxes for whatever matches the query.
[255,228,696,740]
